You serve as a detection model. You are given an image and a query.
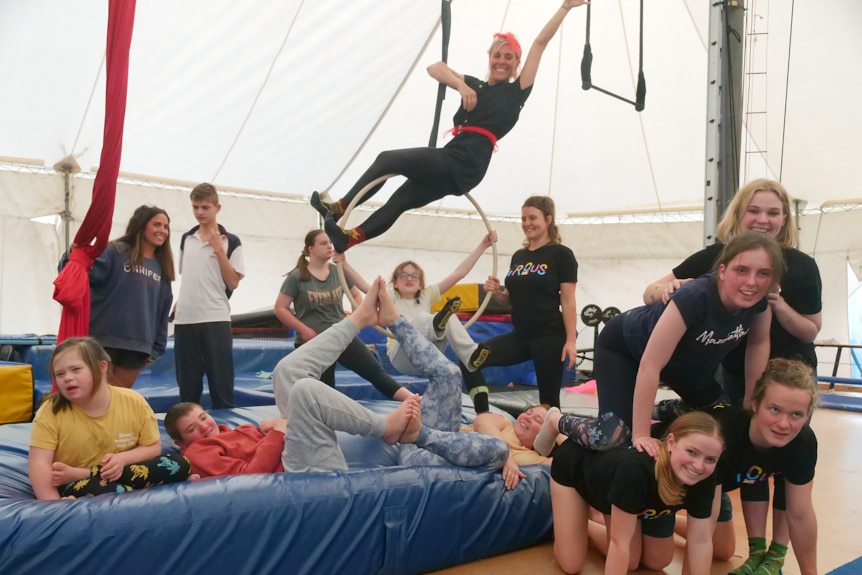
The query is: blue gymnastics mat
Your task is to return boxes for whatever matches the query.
[828,556,862,575]
[819,392,862,412]
[0,400,553,575]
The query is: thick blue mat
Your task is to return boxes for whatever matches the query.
[0,401,552,575]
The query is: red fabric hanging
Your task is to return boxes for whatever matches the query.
[51,0,137,388]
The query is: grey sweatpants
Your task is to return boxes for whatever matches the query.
[272,317,508,472]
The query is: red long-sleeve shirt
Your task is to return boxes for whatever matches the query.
[181,424,284,477]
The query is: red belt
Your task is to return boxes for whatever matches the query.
[448,125,498,151]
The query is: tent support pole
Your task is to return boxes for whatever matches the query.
[704,0,745,246]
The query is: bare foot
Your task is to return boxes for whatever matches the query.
[377,281,401,327]
[51,462,90,487]
[533,407,562,456]
[350,277,382,330]
[188,474,201,481]
[398,397,423,444]
[381,394,420,445]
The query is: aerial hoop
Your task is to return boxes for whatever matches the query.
[334,173,498,338]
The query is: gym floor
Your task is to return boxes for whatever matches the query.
[430,395,862,575]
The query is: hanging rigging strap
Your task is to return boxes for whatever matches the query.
[580,0,646,111]
[428,0,453,146]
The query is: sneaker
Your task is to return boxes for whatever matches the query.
[324,214,349,253]
[433,297,461,334]
[651,398,690,422]
[310,191,332,219]
[467,342,491,371]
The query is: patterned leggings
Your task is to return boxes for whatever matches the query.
[389,317,509,470]
[60,453,192,497]
[554,412,631,451]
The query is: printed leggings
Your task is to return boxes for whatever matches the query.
[60,453,192,497]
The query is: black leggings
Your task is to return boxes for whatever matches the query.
[296,335,403,399]
[60,453,191,497]
[460,329,566,409]
[341,147,460,241]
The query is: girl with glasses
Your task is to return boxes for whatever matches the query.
[337,232,496,376]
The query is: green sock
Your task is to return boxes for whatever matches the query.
[729,537,767,575]
[752,541,788,575]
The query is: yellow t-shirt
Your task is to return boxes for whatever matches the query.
[30,386,160,468]
[460,421,547,466]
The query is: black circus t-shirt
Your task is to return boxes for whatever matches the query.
[504,243,578,338]
[551,440,717,520]
[717,406,817,493]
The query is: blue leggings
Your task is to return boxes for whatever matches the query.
[389,317,508,470]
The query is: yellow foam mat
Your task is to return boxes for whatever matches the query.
[430,284,480,313]
[0,363,34,424]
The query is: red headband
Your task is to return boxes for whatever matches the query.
[493,32,522,59]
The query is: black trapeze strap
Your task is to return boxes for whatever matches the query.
[581,0,647,112]
[428,0,453,146]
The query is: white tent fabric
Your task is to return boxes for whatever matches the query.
[1,1,861,373]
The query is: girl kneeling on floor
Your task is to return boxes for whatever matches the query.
[550,411,725,574]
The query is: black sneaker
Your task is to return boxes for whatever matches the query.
[433,297,461,334]
[651,398,691,422]
[310,191,332,219]
[468,343,491,371]
[324,214,348,253]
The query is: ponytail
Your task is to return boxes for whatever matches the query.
[289,230,326,282]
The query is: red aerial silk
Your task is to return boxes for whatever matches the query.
[51,0,137,389]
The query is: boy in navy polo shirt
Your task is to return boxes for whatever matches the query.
[173,183,244,408]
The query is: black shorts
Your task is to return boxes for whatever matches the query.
[104,347,151,370]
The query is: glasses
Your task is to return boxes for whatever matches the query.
[397,272,421,281]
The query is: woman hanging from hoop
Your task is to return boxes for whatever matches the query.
[313,1,589,253]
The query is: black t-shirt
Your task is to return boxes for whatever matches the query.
[673,244,822,371]
[622,274,768,407]
[504,243,578,338]
[443,75,532,192]
[551,440,717,520]
[717,406,817,493]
